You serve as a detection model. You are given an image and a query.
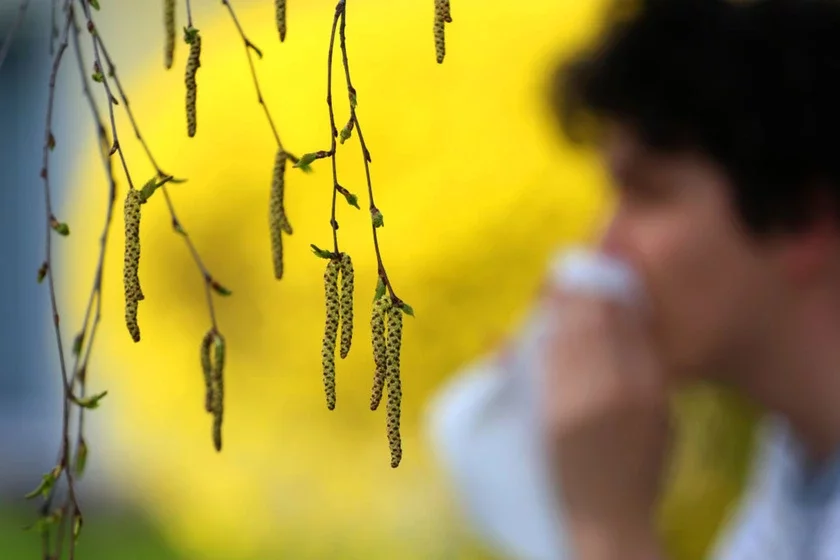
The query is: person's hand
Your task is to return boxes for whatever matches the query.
[541,291,671,560]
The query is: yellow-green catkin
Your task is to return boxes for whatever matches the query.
[164,0,176,69]
[386,305,404,468]
[123,188,142,343]
[200,330,214,413]
[322,259,340,410]
[210,332,225,452]
[339,253,354,359]
[369,297,390,411]
[434,0,447,64]
[269,149,290,279]
[442,0,452,22]
[275,0,287,42]
[185,28,201,137]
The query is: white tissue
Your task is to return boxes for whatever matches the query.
[425,248,642,560]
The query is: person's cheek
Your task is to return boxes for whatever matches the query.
[628,209,700,375]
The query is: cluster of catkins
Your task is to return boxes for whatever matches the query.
[321,254,355,411]
[371,296,404,468]
[320,255,405,468]
[152,0,424,465]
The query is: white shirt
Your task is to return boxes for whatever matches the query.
[711,417,840,560]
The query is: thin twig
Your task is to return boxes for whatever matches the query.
[0,0,31,73]
[186,0,193,28]
[51,9,119,559]
[220,0,295,160]
[90,20,226,331]
[77,0,135,192]
[50,0,58,54]
[69,0,115,431]
[336,1,401,304]
[39,2,80,558]
[326,3,342,255]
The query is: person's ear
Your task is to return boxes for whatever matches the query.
[779,205,840,289]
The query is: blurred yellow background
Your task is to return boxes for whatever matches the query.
[63,0,759,558]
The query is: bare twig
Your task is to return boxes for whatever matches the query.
[326,3,342,255]
[77,1,136,195]
[186,0,193,28]
[0,0,31,73]
[38,2,81,557]
[220,0,296,161]
[69,0,115,422]
[335,1,401,305]
[50,0,58,54]
[48,8,119,559]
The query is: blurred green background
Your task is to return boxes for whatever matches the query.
[2,0,759,558]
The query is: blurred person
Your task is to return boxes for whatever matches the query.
[431,0,840,559]
[548,0,840,558]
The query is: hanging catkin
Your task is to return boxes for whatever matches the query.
[123,188,142,343]
[322,259,340,410]
[164,0,176,69]
[434,0,447,63]
[369,296,390,410]
[269,148,290,279]
[275,0,287,42]
[185,29,201,137]
[200,329,214,413]
[339,253,354,359]
[209,333,225,451]
[386,305,404,468]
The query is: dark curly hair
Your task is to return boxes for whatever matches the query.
[554,0,840,234]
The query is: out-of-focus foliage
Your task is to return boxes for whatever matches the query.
[65,0,758,558]
[0,509,181,559]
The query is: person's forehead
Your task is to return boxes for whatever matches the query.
[601,121,715,180]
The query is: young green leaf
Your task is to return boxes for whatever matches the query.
[75,390,108,410]
[373,278,386,301]
[24,466,62,500]
[294,152,322,169]
[74,438,89,477]
[400,302,415,317]
[73,512,83,542]
[72,333,84,356]
[50,216,69,235]
[310,244,334,259]
[211,280,232,296]
[339,118,354,144]
[371,208,384,228]
[343,192,360,209]
[37,262,48,284]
